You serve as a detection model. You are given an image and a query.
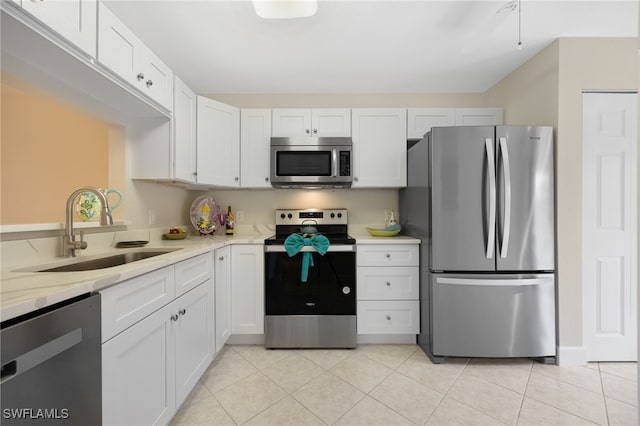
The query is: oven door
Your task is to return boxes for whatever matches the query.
[265,246,356,315]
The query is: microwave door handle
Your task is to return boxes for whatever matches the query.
[332,149,338,177]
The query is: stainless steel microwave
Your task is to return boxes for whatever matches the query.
[270,137,353,189]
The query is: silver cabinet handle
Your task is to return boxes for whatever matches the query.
[498,137,511,259]
[146,80,153,88]
[485,138,496,259]
[179,308,186,316]
[137,73,145,81]
[171,314,179,321]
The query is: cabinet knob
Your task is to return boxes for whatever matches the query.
[265,177,269,182]
[235,177,239,182]
[305,129,310,134]
[385,254,391,259]
[171,314,179,321]
[146,80,153,88]
[179,308,186,316]
[386,281,391,286]
[354,177,359,182]
[386,315,391,321]
[313,128,318,134]
[137,73,145,81]
[219,256,224,261]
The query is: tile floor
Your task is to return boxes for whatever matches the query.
[170,345,638,426]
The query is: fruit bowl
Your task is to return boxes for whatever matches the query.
[366,224,401,237]
[163,232,189,240]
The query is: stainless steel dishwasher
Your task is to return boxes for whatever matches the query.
[1,293,101,425]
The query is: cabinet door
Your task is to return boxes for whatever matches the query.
[196,97,240,186]
[173,76,197,183]
[272,108,312,137]
[240,109,272,188]
[351,108,407,188]
[142,49,173,110]
[231,245,264,334]
[455,108,503,126]
[174,283,214,407]
[407,108,455,140]
[21,0,97,57]
[97,2,142,88]
[312,108,351,136]
[215,247,232,353]
[103,303,176,426]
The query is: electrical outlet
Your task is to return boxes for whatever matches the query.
[236,210,245,222]
[148,209,157,225]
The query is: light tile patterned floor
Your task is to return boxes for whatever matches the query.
[170,345,638,426]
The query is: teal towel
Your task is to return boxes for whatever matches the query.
[284,234,330,282]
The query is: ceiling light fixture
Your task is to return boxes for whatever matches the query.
[517,0,523,50]
[252,0,318,19]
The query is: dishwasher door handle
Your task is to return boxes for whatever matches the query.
[1,328,82,384]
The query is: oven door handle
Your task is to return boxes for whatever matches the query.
[265,245,356,253]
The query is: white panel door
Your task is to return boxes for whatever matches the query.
[231,245,264,334]
[455,108,503,126]
[240,109,272,187]
[582,92,638,361]
[407,108,455,140]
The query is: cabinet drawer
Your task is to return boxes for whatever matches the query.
[175,252,212,296]
[101,266,175,342]
[357,266,419,300]
[356,244,419,267]
[357,301,419,334]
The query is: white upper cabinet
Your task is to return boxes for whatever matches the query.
[407,108,455,140]
[173,76,197,183]
[196,96,240,187]
[454,108,503,126]
[240,109,272,188]
[352,108,407,188]
[272,108,351,137]
[407,108,504,140]
[97,2,173,110]
[19,0,97,57]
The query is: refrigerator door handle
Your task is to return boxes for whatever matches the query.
[485,138,496,259]
[437,277,552,287]
[499,137,512,258]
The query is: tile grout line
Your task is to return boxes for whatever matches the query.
[514,358,535,426]
[598,362,612,426]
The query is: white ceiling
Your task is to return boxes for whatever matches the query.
[104,0,638,94]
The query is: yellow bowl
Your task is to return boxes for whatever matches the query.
[163,233,189,240]
[366,227,401,237]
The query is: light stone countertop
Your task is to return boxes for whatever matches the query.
[1,227,419,322]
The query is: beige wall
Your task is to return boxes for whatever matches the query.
[207,93,489,108]
[0,77,126,224]
[556,38,638,350]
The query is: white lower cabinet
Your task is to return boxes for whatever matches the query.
[215,246,232,353]
[101,255,214,426]
[356,244,420,335]
[231,244,264,334]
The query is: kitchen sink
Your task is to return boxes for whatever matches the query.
[22,249,182,273]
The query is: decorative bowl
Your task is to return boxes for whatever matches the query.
[366,225,401,237]
[163,233,189,240]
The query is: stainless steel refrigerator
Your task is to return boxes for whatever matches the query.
[400,125,556,362]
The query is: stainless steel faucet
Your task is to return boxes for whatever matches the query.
[63,187,114,257]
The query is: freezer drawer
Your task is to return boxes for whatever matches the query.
[431,274,556,358]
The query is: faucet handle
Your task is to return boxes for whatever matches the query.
[75,233,88,250]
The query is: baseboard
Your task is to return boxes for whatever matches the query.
[227,334,265,345]
[557,345,587,366]
[356,334,417,344]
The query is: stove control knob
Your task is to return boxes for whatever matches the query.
[337,213,342,218]
[342,286,351,295]
[287,213,293,219]
[280,213,286,219]
[330,213,335,218]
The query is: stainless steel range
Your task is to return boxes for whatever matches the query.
[264,209,356,348]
